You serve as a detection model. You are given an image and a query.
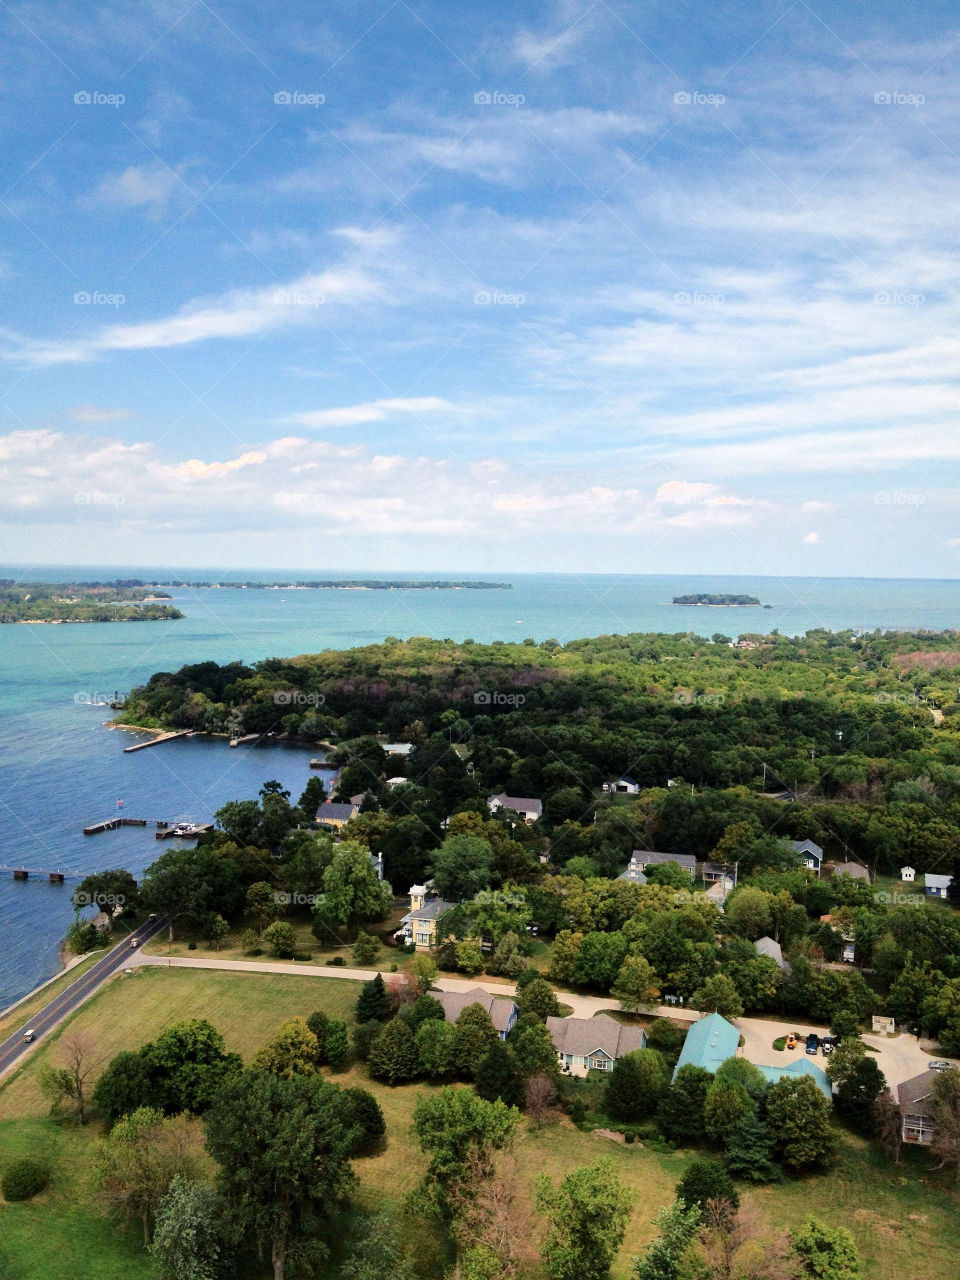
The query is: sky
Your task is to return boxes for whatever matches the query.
[0,0,958,576]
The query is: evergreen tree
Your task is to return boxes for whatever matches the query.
[356,973,391,1024]
[368,1019,419,1085]
[766,1075,838,1171]
[790,1215,862,1280]
[657,1065,711,1142]
[604,1049,668,1121]
[415,1018,458,1079]
[834,1056,885,1134]
[675,1158,738,1211]
[515,976,561,1020]
[453,1005,500,1078]
[536,1158,634,1280]
[703,1080,752,1145]
[324,1019,350,1071]
[722,1110,780,1183]
[340,1088,386,1153]
[475,1041,526,1109]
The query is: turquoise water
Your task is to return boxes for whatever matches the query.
[0,567,957,1008]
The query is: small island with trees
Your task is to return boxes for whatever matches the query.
[0,580,183,624]
[143,578,513,591]
[673,593,766,607]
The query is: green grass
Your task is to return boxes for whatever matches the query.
[0,953,105,1042]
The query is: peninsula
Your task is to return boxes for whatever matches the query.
[0,581,183,624]
[142,578,512,590]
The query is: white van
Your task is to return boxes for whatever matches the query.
[22,1029,36,1043]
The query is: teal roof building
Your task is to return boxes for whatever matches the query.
[672,1012,739,1080]
[755,1058,832,1099]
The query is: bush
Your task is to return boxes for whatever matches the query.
[2,1160,49,1201]
[570,1098,587,1124]
[187,940,197,951]
[644,1018,687,1056]
[352,932,380,965]
[326,956,345,967]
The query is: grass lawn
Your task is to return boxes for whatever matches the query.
[2,967,960,1280]
[0,953,104,1041]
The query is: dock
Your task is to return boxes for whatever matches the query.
[82,818,148,835]
[155,822,214,840]
[123,730,193,753]
[229,733,262,747]
[1,865,83,882]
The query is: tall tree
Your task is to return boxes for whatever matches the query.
[150,1175,230,1280]
[929,1067,960,1177]
[611,954,660,1014]
[536,1158,634,1280]
[475,1041,526,1109]
[246,882,280,938]
[252,1018,319,1078]
[96,1107,202,1246]
[342,1208,416,1280]
[315,841,391,940]
[765,1076,838,1172]
[412,1087,520,1221]
[356,972,392,1023]
[631,1199,701,1280]
[605,1049,668,1121]
[657,1065,712,1143]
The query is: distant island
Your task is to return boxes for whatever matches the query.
[673,593,767,607]
[140,579,512,591]
[0,580,183,624]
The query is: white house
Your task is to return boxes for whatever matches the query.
[901,866,916,883]
[789,839,823,876]
[488,793,542,823]
[603,775,640,795]
[925,873,952,899]
[546,1014,647,1077]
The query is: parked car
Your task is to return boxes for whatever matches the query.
[785,1033,798,1050]
[821,1037,835,1056]
[928,1060,953,1071]
[805,1033,820,1055]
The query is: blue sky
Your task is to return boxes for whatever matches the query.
[1,0,958,575]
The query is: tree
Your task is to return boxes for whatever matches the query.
[140,846,244,941]
[356,972,391,1024]
[657,1065,712,1142]
[415,1018,458,1078]
[833,1058,885,1134]
[457,940,485,976]
[352,931,380,965]
[605,1049,668,1121]
[147,1019,243,1116]
[790,1215,862,1280]
[262,920,296,959]
[399,993,446,1033]
[323,1019,350,1071]
[453,1151,533,1280]
[611,954,660,1013]
[516,976,560,1020]
[713,1056,767,1101]
[873,1088,903,1165]
[536,1157,634,1280]
[691,974,743,1020]
[704,1080,752,1146]
[207,913,230,953]
[510,1017,559,1079]
[93,1049,155,1121]
[453,1004,500,1077]
[368,1018,418,1084]
[342,1208,416,1280]
[724,888,774,940]
[723,1110,780,1183]
[40,1034,95,1124]
[645,861,693,890]
[317,841,392,940]
[339,1087,386,1153]
[549,930,584,983]
[929,1067,960,1177]
[571,931,629,989]
[428,834,496,900]
[823,1038,866,1091]
[73,868,140,917]
[38,1064,77,1118]
[491,930,527,979]
[246,881,280,938]
[765,1075,838,1171]
[413,1087,520,1221]
[675,1158,738,1211]
[526,1072,558,1127]
[475,1041,525,1108]
[410,952,438,992]
[204,1070,358,1280]
[151,1175,230,1280]
[96,1107,202,1246]
[252,1018,319,1078]
[630,1198,700,1280]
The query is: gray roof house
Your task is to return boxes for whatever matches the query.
[398,885,458,951]
[488,793,543,822]
[925,874,953,898]
[617,852,648,885]
[789,839,823,875]
[546,1014,647,1078]
[315,801,360,826]
[829,860,871,884]
[754,935,791,975]
[632,850,696,877]
[898,1071,939,1145]
[700,861,737,884]
[436,987,518,1040]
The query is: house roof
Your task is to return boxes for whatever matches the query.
[488,793,543,816]
[901,866,916,874]
[546,1013,646,1059]
[755,1058,832,1099]
[789,839,823,859]
[673,1012,740,1078]
[383,742,414,755]
[405,896,457,923]
[925,874,952,890]
[897,1071,936,1112]
[830,860,871,882]
[617,864,648,884]
[754,936,790,971]
[700,861,735,877]
[633,850,697,872]
[437,987,517,1033]
[315,802,359,822]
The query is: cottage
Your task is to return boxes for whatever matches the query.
[603,775,640,795]
[435,987,518,1040]
[673,1012,740,1079]
[898,1072,938,1145]
[900,866,916,883]
[315,801,360,830]
[398,885,458,951]
[789,839,823,876]
[546,1014,646,1077]
[617,853,648,885]
[632,850,696,878]
[925,874,952,899]
[829,860,871,885]
[700,861,737,885]
[488,793,543,823]
[383,742,414,756]
[754,936,791,975]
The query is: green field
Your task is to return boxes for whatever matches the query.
[1,967,958,1280]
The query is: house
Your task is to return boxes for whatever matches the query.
[632,850,696,878]
[546,1014,647,1077]
[755,1058,832,1099]
[488,793,542,823]
[754,936,791,975]
[819,913,856,962]
[789,839,823,876]
[603,775,640,795]
[385,776,408,788]
[925,874,952,899]
[897,1072,938,1145]
[383,742,414,756]
[617,852,648,885]
[700,861,737,886]
[901,866,916,883]
[436,987,518,1040]
[398,885,458,951]
[673,1012,740,1080]
[841,940,856,963]
[829,860,871,885]
[315,801,360,829]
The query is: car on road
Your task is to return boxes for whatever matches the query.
[805,1033,820,1055]
[821,1037,835,1056]
[929,1060,953,1071]
[129,937,140,949]
[22,1029,35,1043]
[785,1033,798,1050]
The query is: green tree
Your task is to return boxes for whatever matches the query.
[356,972,392,1023]
[657,1065,712,1142]
[724,887,774,940]
[834,1057,885,1134]
[92,1049,155,1121]
[262,920,297,959]
[96,1107,201,1246]
[368,1019,419,1084]
[352,931,380,965]
[611,954,660,1013]
[723,1110,780,1182]
[703,1080,752,1145]
[148,1020,242,1116]
[342,1208,416,1280]
[790,1215,862,1280]
[410,953,438,992]
[413,1086,520,1220]
[453,1005,500,1078]
[252,1018,318,1078]
[475,1040,526,1108]
[456,940,485,976]
[324,1020,350,1071]
[415,1018,458,1079]
[604,1049,668,1121]
[204,1070,358,1280]
[428,835,496,900]
[246,882,280,938]
[675,1158,738,1211]
[571,931,629,989]
[150,1175,230,1280]
[317,841,392,940]
[339,1088,386,1154]
[206,914,230,953]
[644,861,693,890]
[509,1018,559,1079]
[929,1067,960,1177]
[766,1075,838,1171]
[536,1157,634,1280]
[515,976,560,1020]
[549,930,584,983]
[691,974,743,1019]
[399,993,447,1033]
[630,1198,700,1280]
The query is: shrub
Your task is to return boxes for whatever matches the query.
[352,932,380,965]
[326,956,345,967]
[570,1098,587,1124]
[187,940,197,951]
[2,1160,49,1201]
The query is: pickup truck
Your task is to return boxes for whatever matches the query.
[805,1033,820,1055]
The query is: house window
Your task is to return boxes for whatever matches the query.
[416,932,430,945]
[589,1056,611,1071]
[564,1054,573,1065]
[903,1113,935,1143]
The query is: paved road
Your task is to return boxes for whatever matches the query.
[0,916,167,1079]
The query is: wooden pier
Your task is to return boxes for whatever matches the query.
[123,730,193,754]
[82,818,148,835]
[1,865,83,882]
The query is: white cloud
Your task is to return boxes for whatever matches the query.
[84,163,184,219]
[802,532,820,544]
[286,397,462,429]
[68,404,132,424]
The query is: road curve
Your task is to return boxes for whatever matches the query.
[0,916,167,1080]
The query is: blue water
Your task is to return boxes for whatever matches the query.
[0,567,957,1008]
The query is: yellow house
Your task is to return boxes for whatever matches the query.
[399,884,457,951]
[315,801,360,830]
